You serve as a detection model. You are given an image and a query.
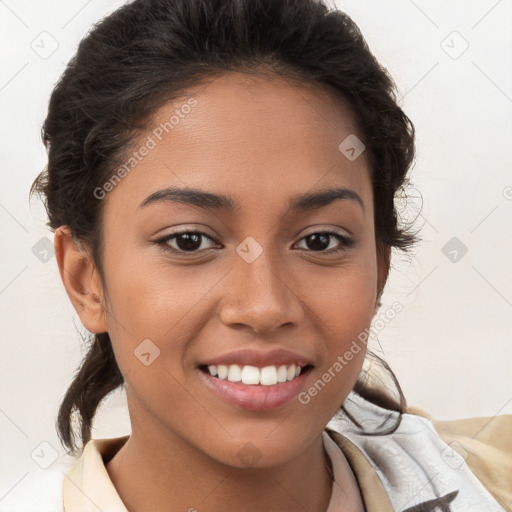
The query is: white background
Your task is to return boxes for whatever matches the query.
[1,0,511,502]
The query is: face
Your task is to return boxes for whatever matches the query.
[77,72,386,467]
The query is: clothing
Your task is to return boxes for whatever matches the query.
[325,397,512,511]
[4,398,511,511]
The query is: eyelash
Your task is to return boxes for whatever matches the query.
[153,229,355,256]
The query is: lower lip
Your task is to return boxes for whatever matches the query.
[197,368,312,411]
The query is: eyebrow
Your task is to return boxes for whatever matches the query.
[138,185,365,214]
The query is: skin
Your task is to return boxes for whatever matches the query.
[55,71,390,512]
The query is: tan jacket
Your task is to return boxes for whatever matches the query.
[325,403,512,511]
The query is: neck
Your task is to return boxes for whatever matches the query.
[106,428,336,512]
[104,388,364,512]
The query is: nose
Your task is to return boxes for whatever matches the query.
[219,249,304,335]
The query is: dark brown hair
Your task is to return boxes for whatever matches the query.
[30,0,421,455]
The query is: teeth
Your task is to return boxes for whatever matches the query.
[227,364,242,382]
[260,366,278,386]
[217,365,228,379]
[277,365,287,383]
[206,363,306,385]
[241,365,260,385]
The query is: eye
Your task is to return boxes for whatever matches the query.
[154,230,220,254]
[295,231,354,253]
[153,229,355,256]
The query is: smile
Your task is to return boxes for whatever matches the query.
[197,363,314,411]
[200,363,313,386]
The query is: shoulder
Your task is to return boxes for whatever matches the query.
[327,394,511,511]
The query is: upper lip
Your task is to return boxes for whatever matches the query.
[198,348,313,368]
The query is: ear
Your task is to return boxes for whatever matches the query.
[54,226,108,334]
[374,242,391,315]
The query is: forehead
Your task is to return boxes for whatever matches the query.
[104,71,372,217]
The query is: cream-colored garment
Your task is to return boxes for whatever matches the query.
[63,436,129,511]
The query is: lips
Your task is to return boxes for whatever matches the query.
[195,348,315,410]
[197,365,313,411]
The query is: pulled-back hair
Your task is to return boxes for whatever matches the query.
[30,0,420,455]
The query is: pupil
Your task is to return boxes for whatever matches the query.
[177,233,201,251]
[307,233,329,251]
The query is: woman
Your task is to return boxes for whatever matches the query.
[29,0,511,510]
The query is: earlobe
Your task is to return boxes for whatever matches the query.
[54,226,108,334]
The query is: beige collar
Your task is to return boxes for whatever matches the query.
[323,430,393,512]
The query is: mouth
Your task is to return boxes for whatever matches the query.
[198,363,314,386]
[197,363,314,411]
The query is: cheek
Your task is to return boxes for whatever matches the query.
[302,253,376,404]
[296,285,371,427]
[101,249,219,381]
[304,248,378,336]
[102,260,209,423]
[103,242,206,333]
